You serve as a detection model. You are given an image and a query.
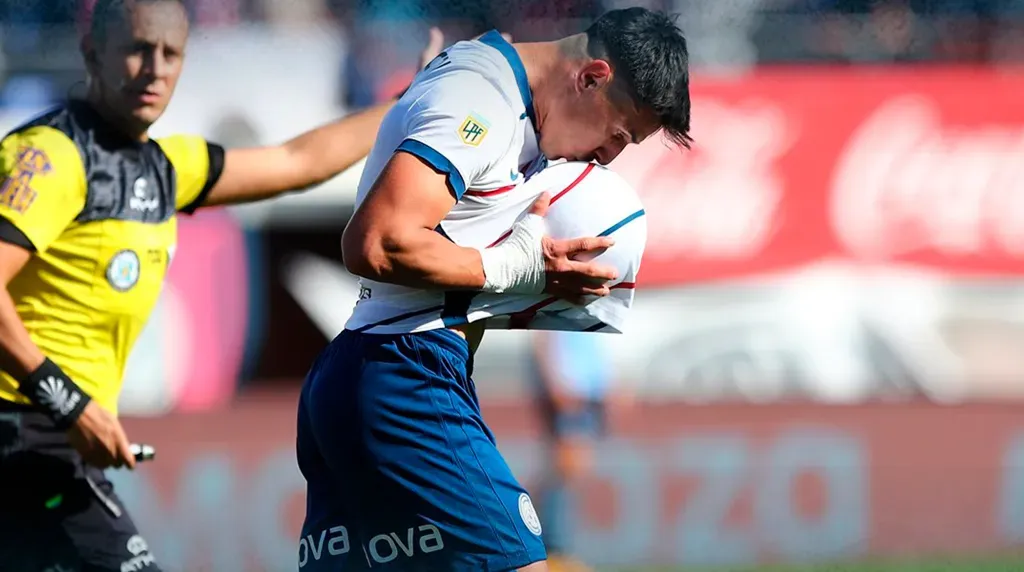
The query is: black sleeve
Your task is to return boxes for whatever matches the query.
[0,216,36,252]
[180,142,227,215]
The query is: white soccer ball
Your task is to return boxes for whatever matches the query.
[474,160,648,333]
[527,160,646,280]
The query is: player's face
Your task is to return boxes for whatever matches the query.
[90,0,189,132]
[539,61,660,165]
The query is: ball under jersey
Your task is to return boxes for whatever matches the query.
[344,31,645,335]
[0,101,224,413]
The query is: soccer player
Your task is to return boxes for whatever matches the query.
[296,7,691,571]
[0,0,442,570]
[529,331,617,572]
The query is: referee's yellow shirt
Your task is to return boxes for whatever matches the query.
[0,101,224,414]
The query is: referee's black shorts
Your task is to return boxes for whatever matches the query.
[0,402,161,572]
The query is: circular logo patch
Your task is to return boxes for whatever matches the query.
[518,493,542,536]
[106,250,140,292]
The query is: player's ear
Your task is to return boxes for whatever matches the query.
[578,60,612,92]
[81,33,100,75]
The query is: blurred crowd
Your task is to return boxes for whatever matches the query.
[0,0,1021,111]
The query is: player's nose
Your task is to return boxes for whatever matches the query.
[594,145,624,166]
[597,136,630,165]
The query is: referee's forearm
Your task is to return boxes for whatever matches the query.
[0,287,45,379]
[283,100,394,186]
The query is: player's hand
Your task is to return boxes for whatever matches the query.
[419,27,446,69]
[67,401,136,470]
[529,193,618,303]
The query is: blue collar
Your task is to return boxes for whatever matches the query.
[478,30,536,127]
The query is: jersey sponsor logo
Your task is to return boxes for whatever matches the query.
[0,145,51,213]
[298,525,350,567]
[519,493,543,536]
[129,177,160,212]
[298,524,444,567]
[120,534,155,571]
[458,114,490,147]
[107,249,141,292]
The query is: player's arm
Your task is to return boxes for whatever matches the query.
[343,74,617,296]
[342,70,517,290]
[0,128,86,380]
[160,101,394,214]
[169,32,448,212]
[0,243,41,377]
[0,129,96,423]
[0,128,135,466]
[342,150,486,290]
[209,100,395,207]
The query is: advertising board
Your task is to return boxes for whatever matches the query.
[114,394,1024,570]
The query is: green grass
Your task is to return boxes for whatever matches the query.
[601,554,1024,572]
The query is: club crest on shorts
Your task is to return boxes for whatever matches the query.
[518,493,542,536]
[106,249,140,292]
[458,114,490,147]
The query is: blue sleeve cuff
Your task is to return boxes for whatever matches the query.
[396,139,467,199]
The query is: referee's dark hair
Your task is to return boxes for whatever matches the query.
[585,8,693,148]
[90,0,187,47]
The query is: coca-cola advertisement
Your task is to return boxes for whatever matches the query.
[611,69,1024,285]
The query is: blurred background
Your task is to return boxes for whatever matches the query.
[3,0,1024,570]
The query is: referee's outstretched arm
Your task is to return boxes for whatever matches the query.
[190,30,449,210]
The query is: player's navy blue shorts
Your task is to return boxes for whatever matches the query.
[296,328,547,571]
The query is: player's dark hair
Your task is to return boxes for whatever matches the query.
[90,0,185,47]
[585,8,693,148]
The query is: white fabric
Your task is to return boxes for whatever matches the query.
[344,34,646,334]
[478,213,547,294]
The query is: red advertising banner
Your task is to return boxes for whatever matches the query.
[610,68,1024,286]
[114,390,1024,571]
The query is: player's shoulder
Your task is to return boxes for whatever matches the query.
[153,133,207,163]
[409,34,524,118]
[2,106,84,174]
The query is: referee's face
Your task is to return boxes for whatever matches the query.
[90,0,189,135]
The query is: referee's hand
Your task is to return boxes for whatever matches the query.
[67,401,137,470]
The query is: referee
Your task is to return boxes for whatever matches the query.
[0,0,442,569]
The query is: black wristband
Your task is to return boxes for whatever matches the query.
[18,358,91,429]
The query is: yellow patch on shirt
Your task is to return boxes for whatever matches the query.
[458,114,490,147]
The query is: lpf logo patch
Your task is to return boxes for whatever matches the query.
[458,114,490,147]
[518,493,542,536]
[106,249,141,292]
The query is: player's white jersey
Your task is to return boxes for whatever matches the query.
[345,32,646,335]
[458,161,646,334]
